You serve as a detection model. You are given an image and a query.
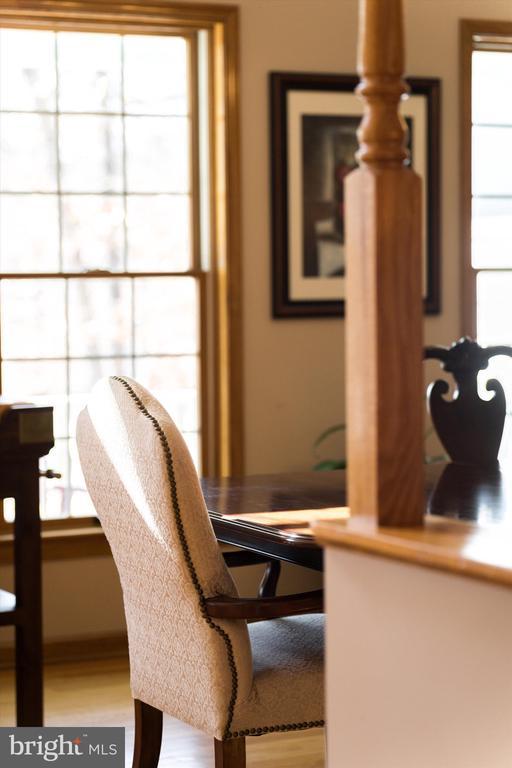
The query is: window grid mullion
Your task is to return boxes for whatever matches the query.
[0,110,190,119]
[2,352,199,362]
[120,37,137,379]
[54,33,63,273]
[54,32,73,515]
[120,35,129,274]
[131,277,136,378]
[0,191,191,197]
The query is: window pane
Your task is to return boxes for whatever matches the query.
[135,355,199,432]
[472,198,512,268]
[69,438,97,519]
[0,279,66,358]
[183,431,200,471]
[62,195,125,272]
[472,126,512,196]
[68,357,133,436]
[69,489,95,518]
[0,114,57,191]
[68,278,131,357]
[473,51,512,126]
[69,440,86,489]
[0,194,59,272]
[69,356,132,393]
[126,194,191,271]
[477,272,512,346]
[0,29,56,112]
[480,356,512,421]
[59,115,123,192]
[477,355,512,467]
[123,35,188,116]
[125,116,189,192]
[57,32,122,113]
[1,360,68,438]
[134,277,198,355]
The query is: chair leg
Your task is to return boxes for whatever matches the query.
[132,699,163,768]
[258,559,281,598]
[214,737,246,768]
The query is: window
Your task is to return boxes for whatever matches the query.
[461,21,512,457]
[0,3,242,530]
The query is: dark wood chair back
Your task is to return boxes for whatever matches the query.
[424,338,512,466]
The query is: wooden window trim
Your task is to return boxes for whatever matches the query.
[0,1,243,545]
[0,526,110,562]
[460,19,512,337]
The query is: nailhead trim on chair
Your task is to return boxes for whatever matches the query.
[111,377,239,740]
[231,720,325,738]
[110,377,325,741]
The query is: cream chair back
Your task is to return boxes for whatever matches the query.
[77,376,253,740]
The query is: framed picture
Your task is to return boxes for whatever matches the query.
[270,72,441,318]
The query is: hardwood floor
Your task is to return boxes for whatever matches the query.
[0,658,324,767]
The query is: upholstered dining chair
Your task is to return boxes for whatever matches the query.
[76,377,324,768]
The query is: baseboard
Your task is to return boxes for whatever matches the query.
[0,632,128,670]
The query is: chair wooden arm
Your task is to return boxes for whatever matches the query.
[205,589,323,620]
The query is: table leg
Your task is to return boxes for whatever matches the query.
[14,464,43,726]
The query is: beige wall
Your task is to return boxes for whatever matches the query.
[4,0,512,645]
[326,547,512,767]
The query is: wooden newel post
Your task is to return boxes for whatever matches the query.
[346,0,424,526]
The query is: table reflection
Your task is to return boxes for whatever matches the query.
[427,462,512,525]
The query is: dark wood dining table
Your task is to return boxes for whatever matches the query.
[201,461,512,572]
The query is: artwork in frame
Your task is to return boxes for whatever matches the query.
[270,72,441,318]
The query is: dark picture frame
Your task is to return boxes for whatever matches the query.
[270,72,441,318]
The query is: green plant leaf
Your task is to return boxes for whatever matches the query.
[313,459,347,471]
[313,423,346,450]
[312,420,447,471]
[425,453,448,464]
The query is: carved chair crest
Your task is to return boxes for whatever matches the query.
[424,337,512,466]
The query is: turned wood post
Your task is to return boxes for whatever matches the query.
[345,0,424,526]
